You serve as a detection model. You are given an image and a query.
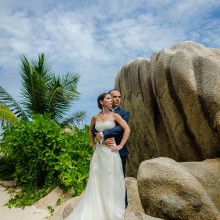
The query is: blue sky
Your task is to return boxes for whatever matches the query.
[0,0,220,125]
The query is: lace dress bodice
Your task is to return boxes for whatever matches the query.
[95,120,116,132]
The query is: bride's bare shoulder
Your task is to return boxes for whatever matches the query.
[92,114,101,121]
[113,112,121,119]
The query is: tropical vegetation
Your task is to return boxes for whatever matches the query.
[0,103,20,125]
[0,114,93,208]
[0,54,85,126]
[0,54,92,209]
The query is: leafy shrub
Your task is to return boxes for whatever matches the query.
[0,114,93,207]
[0,155,15,180]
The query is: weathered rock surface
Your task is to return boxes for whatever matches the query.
[137,157,219,220]
[181,158,220,211]
[34,186,66,210]
[125,210,164,220]
[126,177,144,213]
[0,180,16,188]
[214,111,220,135]
[115,41,220,176]
[48,195,82,220]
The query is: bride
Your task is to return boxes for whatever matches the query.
[65,92,130,220]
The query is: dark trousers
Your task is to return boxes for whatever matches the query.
[121,155,128,208]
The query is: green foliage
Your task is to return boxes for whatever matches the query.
[0,87,28,121]
[0,156,15,180]
[0,103,20,125]
[0,114,93,207]
[47,205,54,215]
[6,186,53,209]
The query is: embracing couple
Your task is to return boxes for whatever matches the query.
[65,89,130,220]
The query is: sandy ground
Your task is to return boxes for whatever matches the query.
[0,186,50,220]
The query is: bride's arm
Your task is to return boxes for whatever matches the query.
[89,116,97,150]
[112,113,130,152]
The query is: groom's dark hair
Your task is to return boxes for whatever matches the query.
[97,92,109,109]
[108,88,120,94]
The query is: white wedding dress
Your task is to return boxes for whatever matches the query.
[65,120,125,220]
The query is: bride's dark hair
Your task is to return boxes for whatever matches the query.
[97,92,108,109]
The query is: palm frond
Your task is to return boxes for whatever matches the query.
[47,77,68,120]
[0,103,20,125]
[32,54,52,81]
[0,86,28,120]
[60,111,86,127]
[61,72,80,96]
[47,73,81,123]
[20,54,52,116]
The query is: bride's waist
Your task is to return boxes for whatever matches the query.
[96,138,116,149]
[96,137,116,145]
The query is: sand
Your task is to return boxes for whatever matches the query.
[0,186,50,220]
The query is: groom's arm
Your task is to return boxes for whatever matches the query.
[102,111,130,140]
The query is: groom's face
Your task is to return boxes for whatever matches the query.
[110,90,121,107]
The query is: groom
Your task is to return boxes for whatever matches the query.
[93,89,130,206]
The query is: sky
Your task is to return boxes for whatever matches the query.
[0,0,220,125]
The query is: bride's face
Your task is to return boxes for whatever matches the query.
[102,94,113,108]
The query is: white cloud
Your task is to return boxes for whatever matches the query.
[0,0,219,124]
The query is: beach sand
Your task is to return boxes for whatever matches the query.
[0,185,50,220]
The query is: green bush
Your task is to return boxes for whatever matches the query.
[0,156,15,180]
[0,114,93,207]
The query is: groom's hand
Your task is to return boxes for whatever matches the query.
[103,138,115,148]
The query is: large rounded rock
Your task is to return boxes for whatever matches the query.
[115,41,220,176]
[115,57,166,177]
[137,157,219,220]
[181,158,220,211]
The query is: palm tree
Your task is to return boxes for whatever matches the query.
[0,54,85,126]
[0,103,20,125]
